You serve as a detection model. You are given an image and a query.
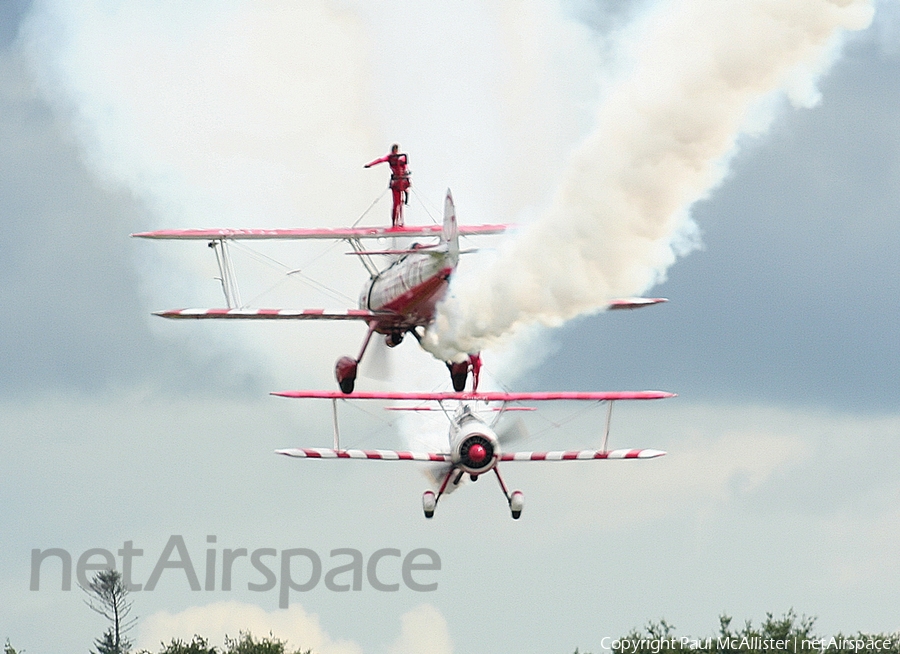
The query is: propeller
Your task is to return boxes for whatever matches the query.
[497,417,528,445]
[360,335,393,381]
[421,463,463,495]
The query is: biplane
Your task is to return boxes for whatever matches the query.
[272,389,674,519]
[133,190,666,393]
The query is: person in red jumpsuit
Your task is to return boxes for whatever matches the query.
[364,144,411,227]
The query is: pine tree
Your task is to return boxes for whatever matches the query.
[82,569,136,654]
[93,629,122,654]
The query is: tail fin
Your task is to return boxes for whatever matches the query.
[442,189,459,263]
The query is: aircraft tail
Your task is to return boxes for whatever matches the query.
[442,189,459,263]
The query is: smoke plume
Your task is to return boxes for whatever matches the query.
[422,0,874,362]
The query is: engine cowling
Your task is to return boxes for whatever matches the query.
[459,435,494,472]
[450,406,500,477]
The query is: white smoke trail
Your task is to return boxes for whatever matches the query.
[18,0,390,388]
[422,0,875,362]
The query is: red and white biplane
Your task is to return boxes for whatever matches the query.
[133,190,666,393]
[272,389,674,519]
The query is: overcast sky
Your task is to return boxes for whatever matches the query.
[2,1,900,653]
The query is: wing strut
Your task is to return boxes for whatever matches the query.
[210,239,242,308]
[602,401,614,453]
[348,237,379,277]
[490,401,508,428]
[332,398,341,450]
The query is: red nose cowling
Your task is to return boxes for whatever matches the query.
[468,443,487,464]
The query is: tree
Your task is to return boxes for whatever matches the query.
[82,569,136,654]
[95,630,126,654]
[586,610,900,654]
[223,632,311,654]
[153,635,218,654]
[147,632,312,654]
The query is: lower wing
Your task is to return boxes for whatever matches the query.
[154,308,395,321]
[607,297,668,309]
[275,448,450,461]
[274,448,664,461]
[500,449,665,460]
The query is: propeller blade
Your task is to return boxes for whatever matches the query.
[422,462,452,486]
[498,417,529,445]
[361,336,393,381]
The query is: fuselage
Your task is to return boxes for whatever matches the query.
[358,249,455,331]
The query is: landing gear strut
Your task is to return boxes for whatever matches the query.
[422,467,457,519]
[494,466,524,519]
[334,324,377,394]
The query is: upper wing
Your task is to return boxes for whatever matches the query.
[275,448,450,461]
[500,448,666,461]
[155,308,395,321]
[271,390,675,401]
[131,224,510,241]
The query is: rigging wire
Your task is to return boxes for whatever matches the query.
[352,188,388,227]
[223,190,395,307]
[527,399,608,443]
[410,186,441,225]
[227,240,357,306]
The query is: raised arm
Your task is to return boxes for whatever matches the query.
[364,154,390,168]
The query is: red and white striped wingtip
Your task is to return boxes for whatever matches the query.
[499,448,666,461]
[275,448,451,462]
[606,297,668,310]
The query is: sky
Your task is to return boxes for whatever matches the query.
[1,1,900,653]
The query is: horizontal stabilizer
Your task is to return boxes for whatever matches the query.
[275,448,451,461]
[500,448,666,461]
[272,390,675,401]
[132,224,509,241]
[606,297,668,310]
[155,308,392,321]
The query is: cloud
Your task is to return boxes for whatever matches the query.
[386,604,454,654]
[137,601,454,654]
[509,399,900,536]
[137,601,363,654]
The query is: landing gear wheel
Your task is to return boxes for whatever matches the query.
[386,331,404,348]
[509,490,524,520]
[422,491,436,519]
[335,356,358,395]
[447,360,469,392]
